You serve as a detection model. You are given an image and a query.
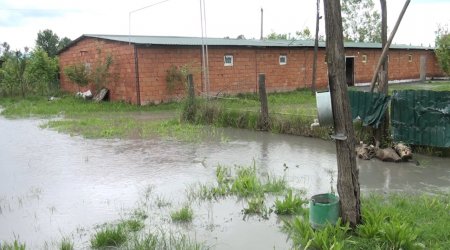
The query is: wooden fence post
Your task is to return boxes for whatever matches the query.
[182,74,196,122]
[258,74,269,130]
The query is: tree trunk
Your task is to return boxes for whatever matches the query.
[311,0,320,94]
[323,0,361,228]
[258,74,269,131]
[374,0,390,147]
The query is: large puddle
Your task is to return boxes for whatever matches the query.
[1,116,449,249]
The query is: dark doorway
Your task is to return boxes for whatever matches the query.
[345,57,355,86]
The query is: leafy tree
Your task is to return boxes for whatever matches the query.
[296,28,313,40]
[435,25,450,75]
[36,29,60,58]
[266,32,288,40]
[26,49,59,95]
[58,37,72,51]
[1,50,29,97]
[342,0,381,43]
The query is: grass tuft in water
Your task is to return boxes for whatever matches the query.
[129,232,208,250]
[58,237,74,250]
[0,240,26,250]
[90,224,128,249]
[243,195,272,219]
[119,219,145,233]
[274,189,307,215]
[170,205,194,222]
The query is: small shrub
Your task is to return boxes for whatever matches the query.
[170,205,193,222]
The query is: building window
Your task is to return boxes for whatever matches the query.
[80,50,88,56]
[224,55,233,66]
[362,54,367,63]
[408,54,412,62]
[279,55,287,65]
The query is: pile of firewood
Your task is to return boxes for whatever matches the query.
[356,142,412,162]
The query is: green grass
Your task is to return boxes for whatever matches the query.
[282,192,450,250]
[170,205,194,222]
[0,95,178,118]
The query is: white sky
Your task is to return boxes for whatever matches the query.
[0,0,449,51]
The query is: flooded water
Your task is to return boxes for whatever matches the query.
[0,116,449,249]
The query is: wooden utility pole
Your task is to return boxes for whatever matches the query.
[374,0,389,147]
[323,0,361,227]
[311,0,320,94]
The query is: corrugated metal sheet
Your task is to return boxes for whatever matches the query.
[349,91,390,128]
[83,34,433,50]
[391,90,450,148]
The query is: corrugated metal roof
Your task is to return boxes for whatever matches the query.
[85,34,433,50]
[59,34,433,53]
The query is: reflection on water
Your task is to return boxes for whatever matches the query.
[0,117,449,249]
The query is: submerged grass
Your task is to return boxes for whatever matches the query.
[189,164,288,201]
[170,205,194,222]
[0,240,26,250]
[58,238,74,250]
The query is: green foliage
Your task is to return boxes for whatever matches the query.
[342,0,381,42]
[170,205,194,222]
[35,29,71,57]
[274,189,307,215]
[63,63,90,88]
[26,48,59,95]
[435,25,450,75]
[266,32,289,40]
[0,240,26,250]
[90,49,114,91]
[129,233,207,250]
[0,50,29,97]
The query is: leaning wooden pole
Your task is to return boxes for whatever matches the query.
[370,0,411,92]
[323,0,361,227]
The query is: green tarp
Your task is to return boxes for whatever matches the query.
[391,90,450,148]
[348,91,390,129]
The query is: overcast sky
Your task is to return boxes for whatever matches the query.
[0,0,449,51]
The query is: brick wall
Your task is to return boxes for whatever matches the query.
[59,38,138,104]
[60,37,445,105]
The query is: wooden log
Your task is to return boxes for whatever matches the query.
[93,88,109,102]
[355,144,376,160]
[375,148,401,162]
[394,143,413,161]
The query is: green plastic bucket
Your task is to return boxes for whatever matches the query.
[309,193,340,229]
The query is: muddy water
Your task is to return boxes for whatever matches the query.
[0,116,449,249]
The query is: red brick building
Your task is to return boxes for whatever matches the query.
[59,34,444,105]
